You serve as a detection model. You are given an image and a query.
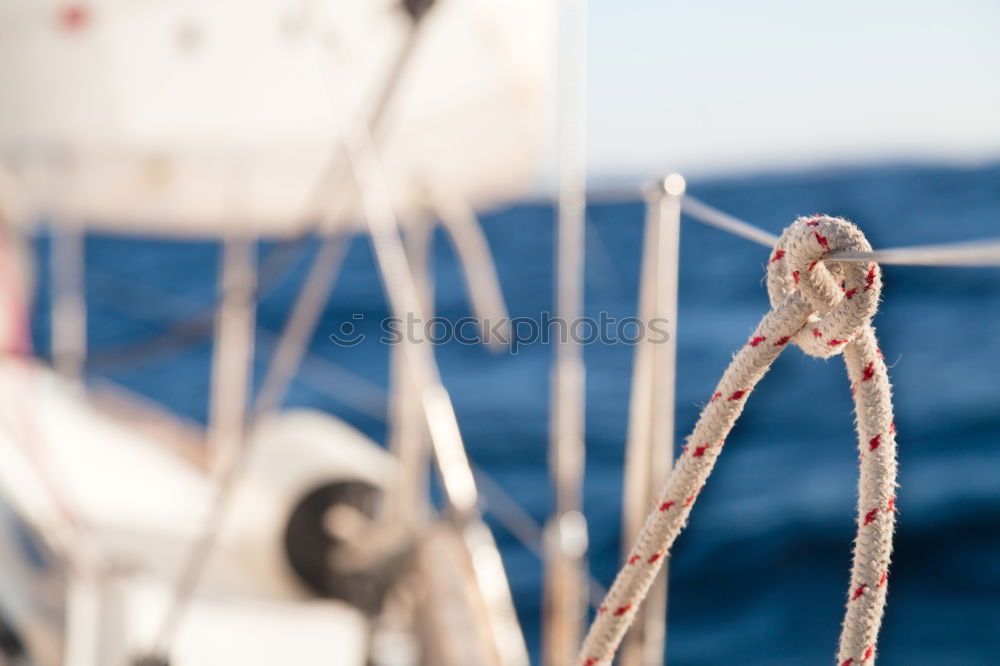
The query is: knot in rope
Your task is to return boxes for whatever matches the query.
[766,215,881,358]
[579,216,897,666]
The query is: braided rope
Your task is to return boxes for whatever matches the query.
[579,216,897,666]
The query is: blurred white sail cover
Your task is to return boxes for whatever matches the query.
[0,0,553,236]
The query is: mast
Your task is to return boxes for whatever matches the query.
[544,0,588,663]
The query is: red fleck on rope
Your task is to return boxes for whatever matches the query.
[579,216,898,666]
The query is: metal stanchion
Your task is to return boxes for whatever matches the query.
[619,174,684,666]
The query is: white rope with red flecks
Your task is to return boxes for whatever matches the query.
[579,215,898,666]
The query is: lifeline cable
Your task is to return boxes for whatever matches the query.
[682,195,1000,267]
[579,215,898,666]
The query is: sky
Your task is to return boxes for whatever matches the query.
[585,0,1000,180]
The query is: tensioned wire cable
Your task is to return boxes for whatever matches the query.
[682,196,1000,267]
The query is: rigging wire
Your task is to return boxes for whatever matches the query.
[830,239,1000,266]
[682,195,1000,267]
[680,196,780,248]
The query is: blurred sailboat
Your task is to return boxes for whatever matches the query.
[0,1,553,665]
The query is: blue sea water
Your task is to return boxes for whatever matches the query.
[29,163,1000,664]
